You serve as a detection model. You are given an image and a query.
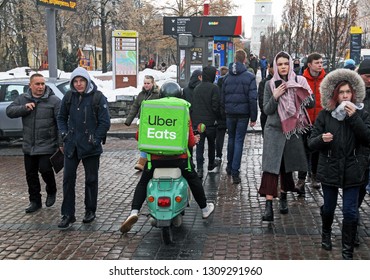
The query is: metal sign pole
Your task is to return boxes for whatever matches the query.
[46,8,58,79]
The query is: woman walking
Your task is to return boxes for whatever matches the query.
[259,51,314,221]
[308,69,370,259]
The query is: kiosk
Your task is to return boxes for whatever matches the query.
[163,16,242,88]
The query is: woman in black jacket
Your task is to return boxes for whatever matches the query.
[308,69,370,259]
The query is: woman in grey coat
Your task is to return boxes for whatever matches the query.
[308,69,370,259]
[259,52,314,222]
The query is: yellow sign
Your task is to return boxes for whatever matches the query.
[112,30,138,38]
[37,0,77,11]
[350,26,363,34]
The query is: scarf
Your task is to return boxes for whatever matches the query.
[277,81,312,138]
[270,52,313,139]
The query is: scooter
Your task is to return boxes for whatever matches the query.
[146,123,205,244]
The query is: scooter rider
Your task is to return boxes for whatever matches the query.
[120,81,215,233]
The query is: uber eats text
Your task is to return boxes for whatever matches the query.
[147,115,178,140]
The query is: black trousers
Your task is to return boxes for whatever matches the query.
[196,126,217,168]
[131,158,208,211]
[215,126,227,158]
[24,154,56,204]
[61,151,100,216]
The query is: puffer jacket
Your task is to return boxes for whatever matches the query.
[221,61,257,121]
[57,67,111,159]
[125,85,160,125]
[308,69,370,188]
[6,86,61,155]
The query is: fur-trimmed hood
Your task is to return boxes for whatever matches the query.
[320,68,365,110]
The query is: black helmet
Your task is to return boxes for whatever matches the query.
[159,81,182,98]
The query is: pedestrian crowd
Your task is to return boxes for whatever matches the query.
[5,49,370,260]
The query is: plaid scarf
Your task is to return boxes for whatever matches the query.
[277,81,312,138]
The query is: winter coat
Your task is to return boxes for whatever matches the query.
[191,66,220,127]
[183,71,201,116]
[303,67,326,123]
[261,52,314,174]
[221,61,258,121]
[262,82,314,174]
[6,86,61,155]
[57,67,111,159]
[308,69,370,188]
[259,58,268,69]
[125,85,160,125]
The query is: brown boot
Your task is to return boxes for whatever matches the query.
[134,157,147,171]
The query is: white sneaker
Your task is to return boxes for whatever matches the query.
[119,213,138,233]
[202,202,215,219]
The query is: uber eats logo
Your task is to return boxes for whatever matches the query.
[147,115,178,140]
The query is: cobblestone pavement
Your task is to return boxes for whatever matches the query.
[1,131,370,260]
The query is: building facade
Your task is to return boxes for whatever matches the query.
[251,0,274,57]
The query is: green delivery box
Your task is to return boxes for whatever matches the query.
[138,97,190,155]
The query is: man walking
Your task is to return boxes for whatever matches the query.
[222,49,258,184]
[57,67,110,229]
[191,66,220,178]
[6,73,61,213]
[295,53,326,195]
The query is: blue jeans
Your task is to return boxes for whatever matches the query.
[226,117,249,176]
[322,184,359,223]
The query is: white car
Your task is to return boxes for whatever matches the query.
[0,78,70,139]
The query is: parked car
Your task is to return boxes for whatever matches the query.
[0,77,70,139]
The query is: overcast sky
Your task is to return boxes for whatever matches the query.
[231,0,285,38]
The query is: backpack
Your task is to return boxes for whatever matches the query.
[64,90,107,144]
[138,97,190,155]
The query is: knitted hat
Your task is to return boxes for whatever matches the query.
[344,59,355,67]
[358,59,370,75]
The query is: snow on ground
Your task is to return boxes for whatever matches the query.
[0,66,178,102]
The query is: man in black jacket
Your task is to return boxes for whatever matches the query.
[6,74,61,213]
[191,66,220,178]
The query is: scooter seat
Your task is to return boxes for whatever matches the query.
[153,168,182,179]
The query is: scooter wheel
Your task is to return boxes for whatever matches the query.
[161,226,173,245]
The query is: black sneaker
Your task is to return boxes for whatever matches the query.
[45,193,56,207]
[226,167,231,176]
[25,202,42,213]
[232,175,241,184]
[58,215,76,229]
[82,211,96,223]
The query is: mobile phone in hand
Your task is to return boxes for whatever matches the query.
[274,80,282,88]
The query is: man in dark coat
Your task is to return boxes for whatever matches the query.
[183,69,202,118]
[6,73,61,213]
[222,49,257,184]
[258,61,273,137]
[57,67,111,229]
[191,66,220,178]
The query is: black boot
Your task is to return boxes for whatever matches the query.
[342,220,357,260]
[279,192,288,214]
[320,206,333,250]
[262,200,273,221]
